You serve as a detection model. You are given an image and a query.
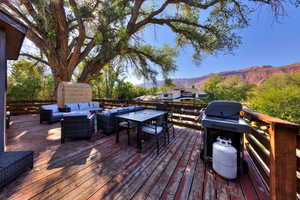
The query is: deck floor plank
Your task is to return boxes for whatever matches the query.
[0,115,268,200]
[158,132,200,200]
[131,130,195,200]
[99,129,190,200]
[173,132,201,200]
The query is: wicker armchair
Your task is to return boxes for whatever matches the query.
[61,113,95,143]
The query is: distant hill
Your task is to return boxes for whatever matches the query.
[140,62,300,89]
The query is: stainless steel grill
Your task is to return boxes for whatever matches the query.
[200,101,252,177]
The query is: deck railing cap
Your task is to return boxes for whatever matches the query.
[242,107,300,130]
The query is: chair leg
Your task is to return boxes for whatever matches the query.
[172,126,175,138]
[156,136,160,155]
[167,129,170,144]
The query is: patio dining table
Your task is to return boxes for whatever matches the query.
[115,109,167,152]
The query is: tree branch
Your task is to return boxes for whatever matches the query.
[20,53,49,65]
[134,0,171,31]
[50,0,69,63]
[68,0,87,71]
[127,0,145,33]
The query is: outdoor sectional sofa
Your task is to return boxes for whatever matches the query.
[40,102,102,124]
[98,106,144,135]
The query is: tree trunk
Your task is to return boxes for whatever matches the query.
[52,70,72,99]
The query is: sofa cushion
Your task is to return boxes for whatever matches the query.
[134,106,144,111]
[79,102,90,110]
[63,111,89,117]
[65,103,80,112]
[41,104,59,113]
[53,112,63,118]
[127,106,136,112]
[116,107,130,115]
[90,102,100,108]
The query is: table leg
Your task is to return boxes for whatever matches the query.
[137,124,142,153]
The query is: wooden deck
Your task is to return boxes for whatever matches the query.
[0,114,269,200]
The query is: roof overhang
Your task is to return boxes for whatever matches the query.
[0,10,27,60]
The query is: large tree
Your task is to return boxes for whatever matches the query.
[0,0,287,90]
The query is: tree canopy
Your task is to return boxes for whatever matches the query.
[249,74,300,123]
[0,0,289,89]
[7,59,54,100]
[203,75,255,102]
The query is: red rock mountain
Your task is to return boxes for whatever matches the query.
[144,62,300,89]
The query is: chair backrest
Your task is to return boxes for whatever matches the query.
[156,104,167,111]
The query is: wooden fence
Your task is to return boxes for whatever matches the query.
[6,99,300,200]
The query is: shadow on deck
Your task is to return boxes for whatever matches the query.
[0,114,268,200]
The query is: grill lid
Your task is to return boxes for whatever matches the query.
[205,101,242,120]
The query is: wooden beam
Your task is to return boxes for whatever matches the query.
[269,123,297,200]
[0,29,6,151]
[0,11,27,34]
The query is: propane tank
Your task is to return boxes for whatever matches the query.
[213,137,237,179]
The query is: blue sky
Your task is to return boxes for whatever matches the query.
[128,4,300,84]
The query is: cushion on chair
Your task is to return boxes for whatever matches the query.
[142,125,163,135]
[63,111,89,117]
[119,121,136,128]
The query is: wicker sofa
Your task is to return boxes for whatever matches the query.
[0,151,33,188]
[98,106,144,135]
[40,102,102,124]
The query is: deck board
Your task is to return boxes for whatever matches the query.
[0,115,269,200]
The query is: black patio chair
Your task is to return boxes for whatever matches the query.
[118,120,137,145]
[141,119,167,155]
[156,104,175,141]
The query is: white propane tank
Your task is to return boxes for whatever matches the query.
[213,137,237,179]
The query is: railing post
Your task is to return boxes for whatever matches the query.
[269,123,297,200]
[0,29,6,151]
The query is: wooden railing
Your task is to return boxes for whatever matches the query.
[242,108,299,200]
[95,99,205,130]
[6,99,300,200]
[7,99,56,115]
